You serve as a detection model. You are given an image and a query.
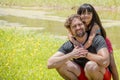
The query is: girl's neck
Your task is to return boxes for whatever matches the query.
[85,22,91,31]
[86,22,90,26]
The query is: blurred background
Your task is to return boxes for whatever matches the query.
[0,0,120,79]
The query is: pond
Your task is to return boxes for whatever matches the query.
[0,7,120,36]
[0,7,120,49]
[0,15,66,35]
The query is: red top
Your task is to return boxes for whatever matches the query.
[105,37,113,53]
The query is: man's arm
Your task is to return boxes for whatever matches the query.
[47,51,71,69]
[85,35,110,68]
[86,47,110,68]
[47,47,88,69]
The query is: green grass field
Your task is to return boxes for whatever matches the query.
[0,27,65,79]
[0,27,119,79]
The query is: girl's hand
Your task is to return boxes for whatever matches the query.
[68,34,80,46]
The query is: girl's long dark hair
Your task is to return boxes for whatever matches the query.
[77,3,106,38]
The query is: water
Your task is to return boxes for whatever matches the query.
[0,7,120,36]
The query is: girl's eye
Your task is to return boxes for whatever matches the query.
[81,13,85,15]
[81,12,85,15]
[88,12,92,15]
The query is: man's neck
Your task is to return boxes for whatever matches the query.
[75,33,88,44]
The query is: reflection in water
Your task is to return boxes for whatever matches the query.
[0,15,67,35]
[0,20,25,27]
[0,7,120,36]
[0,14,120,49]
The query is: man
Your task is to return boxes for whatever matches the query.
[47,14,110,80]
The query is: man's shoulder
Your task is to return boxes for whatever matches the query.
[62,40,74,48]
[58,40,74,54]
[92,34,106,47]
[90,34,107,52]
[94,35,104,41]
[92,34,107,47]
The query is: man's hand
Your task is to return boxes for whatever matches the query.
[70,46,88,59]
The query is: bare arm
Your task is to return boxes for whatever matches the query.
[86,47,110,68]
[47,51,71,69]
[110,53,119,80]
[84,24,100,49]
[68,29,80,46]
[47,47,88,69]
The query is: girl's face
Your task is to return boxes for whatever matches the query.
[80,10,93,25]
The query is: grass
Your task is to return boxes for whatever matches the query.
[106,26,120,50]
[0,27,120,80]
[0,27,65,80]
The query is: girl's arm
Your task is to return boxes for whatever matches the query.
[110,53,119,80]
[106,38,119,80]
[84,23,100,49]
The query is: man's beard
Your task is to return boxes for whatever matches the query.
[75,30,85,37]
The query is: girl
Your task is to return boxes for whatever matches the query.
[69,3,119,80]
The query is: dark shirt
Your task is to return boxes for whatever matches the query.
[58,35,107,67]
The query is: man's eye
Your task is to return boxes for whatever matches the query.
[73,26,76,28]
[71,26,75,29]
[78,23,83,26]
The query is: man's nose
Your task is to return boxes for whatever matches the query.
[76,25,81,29]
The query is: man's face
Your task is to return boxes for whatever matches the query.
[70,18,85,37]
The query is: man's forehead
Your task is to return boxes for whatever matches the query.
[71,18,82,24]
